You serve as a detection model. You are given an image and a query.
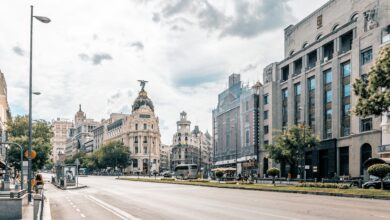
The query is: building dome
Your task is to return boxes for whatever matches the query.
[132,89,154,112]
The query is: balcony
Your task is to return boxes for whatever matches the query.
[378,145,390,154]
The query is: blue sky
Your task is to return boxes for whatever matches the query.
[0,0,328,143]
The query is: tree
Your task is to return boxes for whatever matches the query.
[215,171,224,182]
[267,167,280,186]
[367,164,390,190]
[353,45,390,117]
[64,151,86,165]
[97,141,130,171]
[7,116,53,172]
[265,125,319,178]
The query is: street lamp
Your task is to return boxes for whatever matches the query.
[28,5,50,202]
[299,105,306,181]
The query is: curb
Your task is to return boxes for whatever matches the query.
[51,183,87,190]
[118,179,390,201]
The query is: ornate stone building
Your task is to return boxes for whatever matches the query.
[103,83,161,174]
[51,118,73,163]
[0,70,11,169]
[171,112,212,174]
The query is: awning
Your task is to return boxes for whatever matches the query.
[211,167,236,172]
[363,157,390,169]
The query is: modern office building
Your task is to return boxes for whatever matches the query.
[212,74,259,176]
[258,0,390,178]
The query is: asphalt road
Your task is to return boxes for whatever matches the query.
[44,174,390,220]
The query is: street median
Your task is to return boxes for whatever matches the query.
[118,177,390,200]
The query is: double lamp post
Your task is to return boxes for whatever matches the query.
[27,5,50,202]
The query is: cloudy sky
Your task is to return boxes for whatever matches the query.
[0,0,328,143]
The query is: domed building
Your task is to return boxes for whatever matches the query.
[103,81,161,174]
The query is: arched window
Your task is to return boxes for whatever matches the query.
[350,13,359,22]
[361,143,372,175]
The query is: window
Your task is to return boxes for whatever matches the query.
[144,123,147,130]
[144,147,147,154]
[340,31,353,53]
[294,83,301,96]
[282,66,289,82]
[264,94,269,105]
[361,118,372,132]
[133,159,138,167]
[307,50,317,69]
[245,130,250,145]
[325,109,332,139]
[308,77,315,90]
[342,62,351,77]
[344,104,351,116]
[339,147,349,176]
[325,91,332,103]
[135,124,138,130]
[264,111,268,120]
[264,125,269,134]
[323,41,334,61]
[134,136,138,143]
[343,84,351,97]
[294,58,302,75]
[264,140,269,146]
[135,147,139,153]
[324,69,332,84]
[143,136,148,143]
[282,89,288,99]
[246,101,249,111]
[361,48,373,65]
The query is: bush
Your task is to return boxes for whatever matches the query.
[188,179,209,183]
[267,168,280,177]
[215,171,224,179]
[160,178,175,181]
[368,164,390,189]
[296,182,350,189]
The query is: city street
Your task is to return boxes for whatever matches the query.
[44,175,390,220]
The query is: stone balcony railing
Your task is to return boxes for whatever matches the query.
[378,144,390,154]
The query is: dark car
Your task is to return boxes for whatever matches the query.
[362,178,390,189]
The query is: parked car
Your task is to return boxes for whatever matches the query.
[362,177,390,189]
[161,171,173,178]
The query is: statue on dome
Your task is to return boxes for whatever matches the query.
[138,80,148,91]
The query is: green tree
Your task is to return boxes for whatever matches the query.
[97,141,130,171]
[367,164,390,190]
[64,151,86,165]
[265,125,319,178]
[353,45,390,117]
[267,167,280,186]
[7,116,53,172]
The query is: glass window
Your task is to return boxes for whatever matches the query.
[135,124,138,130]
[245,130,250,144]
[361,118,372,132]
[294,83,301,96]
[324,69,332,84]
[343,84,351,97]
[308,77,315,90]
[342,62,351,77]
[344,104,351,115]
[264,94,269,104]
[264,111,268,120]
[144,123,147,130]
[325,91,332,103]
[264,125,269,134]
[361,48,373,65]
[282,89,288,99]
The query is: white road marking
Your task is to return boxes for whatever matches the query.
[86,195,141,220]
[80,214,86,218]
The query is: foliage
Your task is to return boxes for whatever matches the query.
[296,182,350,189]
[265,125,319,175]
[353,45,390,117]
[64,151,86,165]
[267,168,280,177]
[368,164,390,190]
[6,116,53,171]
[215,171,224,179]
[160,178,175,181]
[44,160,54,170]
[97,141,131,169]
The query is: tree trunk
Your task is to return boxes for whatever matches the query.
[272,176,275,186]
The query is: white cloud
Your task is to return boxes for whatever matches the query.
[0,0,328,144]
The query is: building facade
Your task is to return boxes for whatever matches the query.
[212,74,259,176]
[51,118,73,163]
[171,112,212,174]
[257,0,390,178]
[103,84,161,174]
[159,144,172,172]
[0,70,11,169]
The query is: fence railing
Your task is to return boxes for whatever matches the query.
[0,189,27,198]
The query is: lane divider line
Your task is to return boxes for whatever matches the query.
[86,195,141,220]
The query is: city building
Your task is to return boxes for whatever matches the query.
[51,118,73,163]
[64,105,99,158]
[257,0,390,178]
[170,112,213,174]
[102,83,161,174]
[0,70,11,170]
[159,144,172,172]
[212,74,259,176]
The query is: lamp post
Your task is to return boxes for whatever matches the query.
[299,104,306,181]
[28,5,50,202]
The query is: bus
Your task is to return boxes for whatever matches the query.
[174,164,198,179]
